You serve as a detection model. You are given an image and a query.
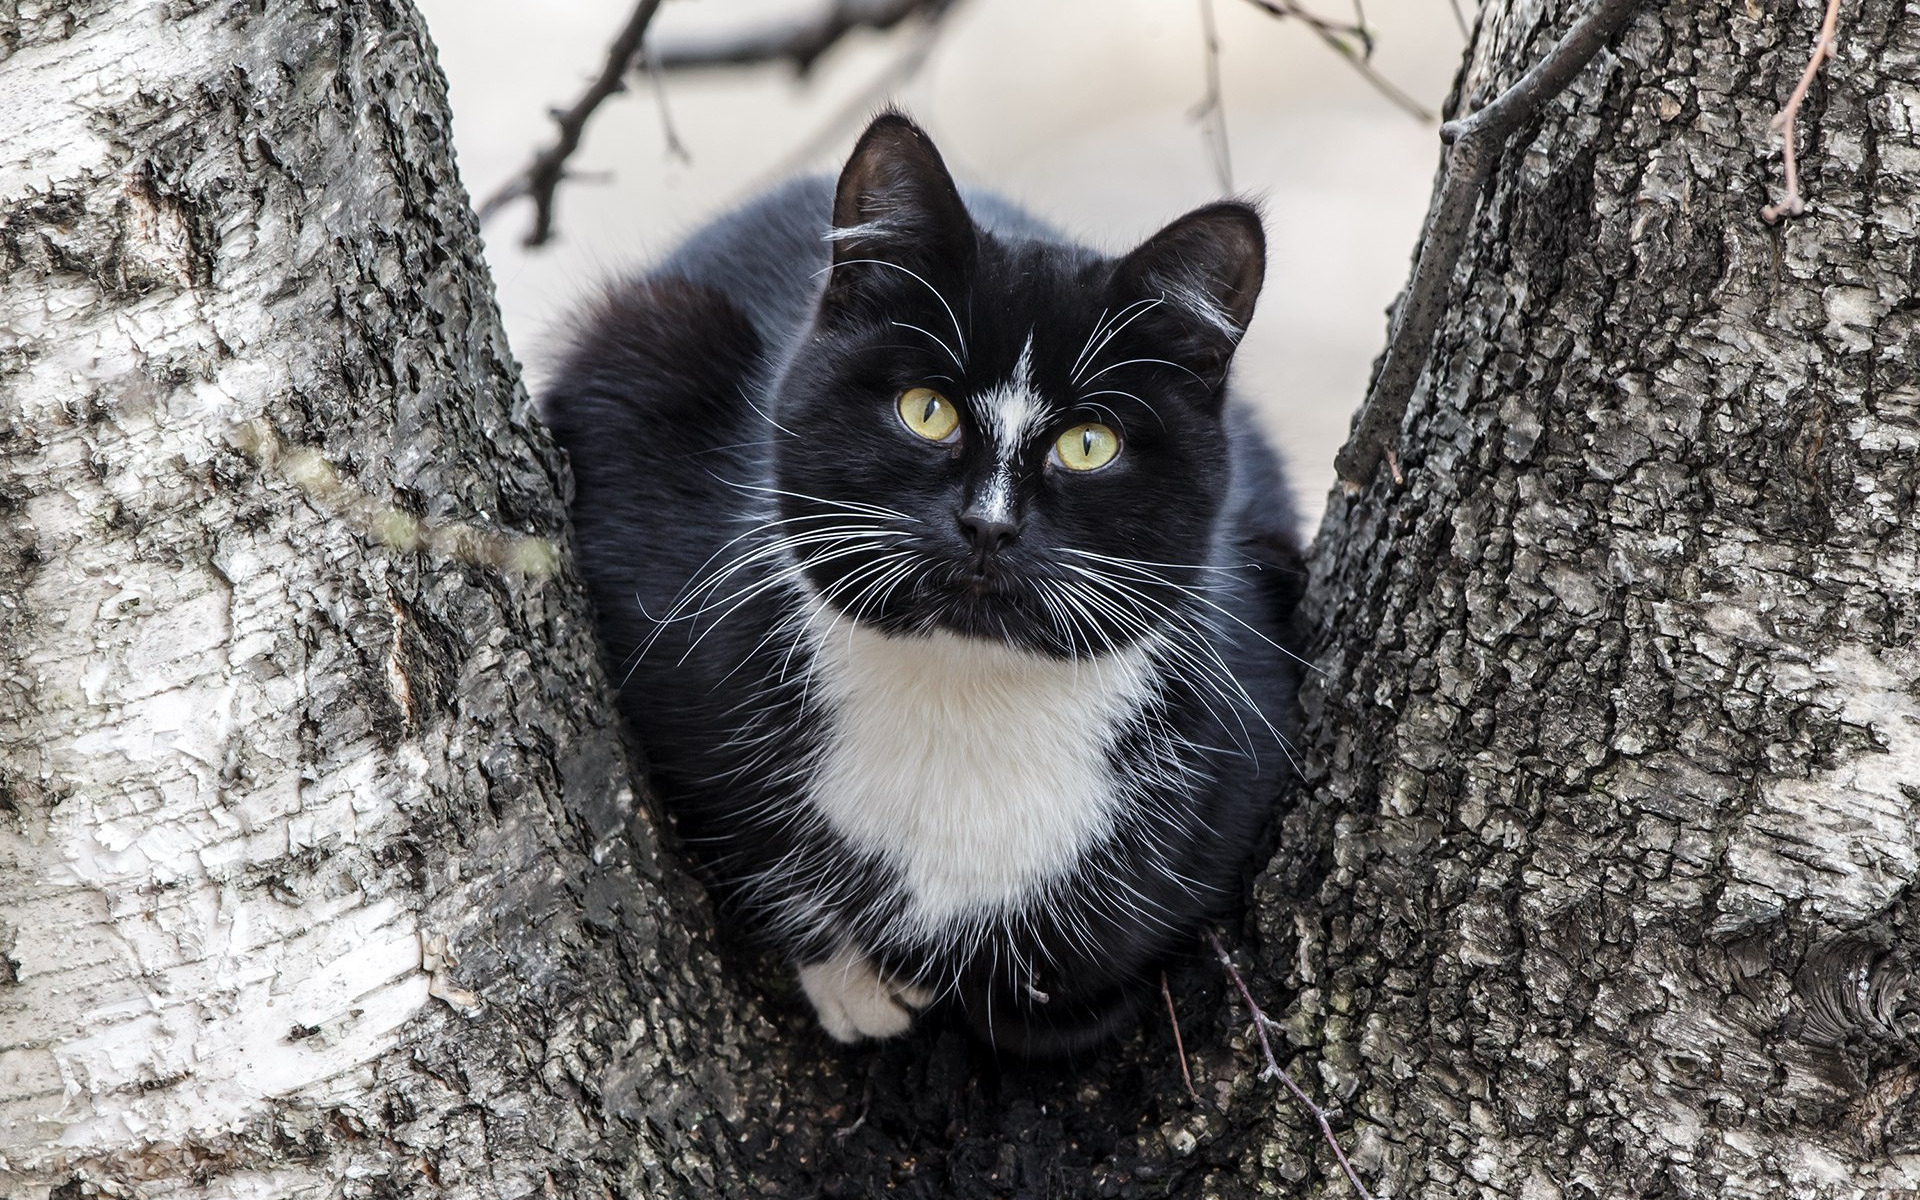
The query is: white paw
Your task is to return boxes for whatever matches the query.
[797,946,920,1042]
[892,979,935,1010]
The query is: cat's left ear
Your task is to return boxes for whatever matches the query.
[1113,202,1266,391]
[822,111,974,316]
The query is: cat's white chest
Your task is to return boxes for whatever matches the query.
[804,614,1159,934]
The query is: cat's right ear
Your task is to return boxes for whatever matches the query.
[822,112,974,315]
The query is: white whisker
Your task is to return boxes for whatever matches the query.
[1080,355,1207,388]
[814,257,969,363]
[890,320,965,371]
[1072,297,1163,385]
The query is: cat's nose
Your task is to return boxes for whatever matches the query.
[958,512,1020,562]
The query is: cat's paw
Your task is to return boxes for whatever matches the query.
[797,947,919,1042]
[892,979,935,1010]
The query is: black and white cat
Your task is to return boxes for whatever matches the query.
[543,113,1304,1054]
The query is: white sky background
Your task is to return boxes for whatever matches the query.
[414,0,1470,527]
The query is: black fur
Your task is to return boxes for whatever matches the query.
[543,113,1305,1055]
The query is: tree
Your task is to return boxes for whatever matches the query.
[2,1,1914,1198]
[1285,0,1920,1193]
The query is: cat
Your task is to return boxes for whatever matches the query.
[541,111,1305,1055]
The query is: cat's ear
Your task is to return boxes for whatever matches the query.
[1113,202,1266,390]
[822,111,974,313]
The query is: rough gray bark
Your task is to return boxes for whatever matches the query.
[1245,0,1920,1195]
[3,1,1915,1198]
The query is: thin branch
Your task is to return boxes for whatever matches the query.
[1194,0,1235,192]
[1207,931,1375,1200]
[1333,0,1642,487]
[1162,970,1200,1102]
[637,45,693,166]
[649,0,956,77]
[1238,0,1434,121]
[476,0,667,248]
[1242,0,1375,58]
[1761,0,1842,223]
[833,1077,875,1140]
[479,0,955,248]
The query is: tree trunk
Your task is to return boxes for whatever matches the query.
[1245,0,1920,1195]
[0,2,755,1194]
[3,1,1914,1198]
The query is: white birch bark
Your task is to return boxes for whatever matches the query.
[0,4,757,1195]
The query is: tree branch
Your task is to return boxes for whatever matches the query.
[1448,0,1471,38]
[1238,0,1435,121]
[1760,0,1842,223]
[1208,932,1375,1200]
[1161,970,1200,1102]
[649,0,957,77]
[1333,0,1642,487]
[1195,0,1235,193]
[478,0,957,248]
[739,9,954,194]
[475,0,667,248]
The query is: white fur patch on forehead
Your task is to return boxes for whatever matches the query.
[977,334,1044,459]
[968,335,1043,523]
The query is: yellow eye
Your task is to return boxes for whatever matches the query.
[1053,422,1120,472]
[897,387,959,442]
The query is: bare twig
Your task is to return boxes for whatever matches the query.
[1162,971,1200,1102]
[1448,0,1471,38]
[1242,0,1374,58]
[1761,0,1842,223]
[637,45,693,166]
[1194,0,1235,192]
[1207,931,1375,1200]
[1238,0,1435,121]
[649,0,956,77]
[834,1077,875,1140]
[476,0,667,247]
[480,0,957,248]
[1333,0,1642,487]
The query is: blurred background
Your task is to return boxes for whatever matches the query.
[415,0,1469,527]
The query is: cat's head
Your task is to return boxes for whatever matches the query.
[773,112,1265,658]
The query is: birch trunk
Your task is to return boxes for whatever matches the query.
[4,1,1917,1198]
[0,3,762,1195]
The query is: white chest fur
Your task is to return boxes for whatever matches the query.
[804,611,1161,936]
